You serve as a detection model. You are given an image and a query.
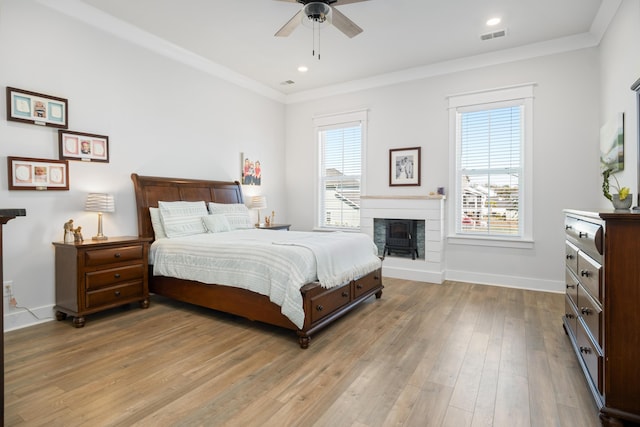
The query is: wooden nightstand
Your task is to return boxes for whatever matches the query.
[256,223,291,230]
[53,236,151,327]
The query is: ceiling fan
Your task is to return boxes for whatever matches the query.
[274,0,369,39]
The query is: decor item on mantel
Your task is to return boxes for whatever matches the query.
[602,168,632,210]
[389,147,421,187]
[85,193,115,240]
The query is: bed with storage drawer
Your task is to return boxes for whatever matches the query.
[131,173,383,348]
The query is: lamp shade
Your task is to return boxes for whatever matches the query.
[251,196,267,210]
[85,193,115,213]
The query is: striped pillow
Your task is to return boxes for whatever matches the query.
[158,201,208,238]
[208,202,254,230]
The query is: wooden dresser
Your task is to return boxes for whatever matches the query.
[563,209,640,426]
[53,236,151,327]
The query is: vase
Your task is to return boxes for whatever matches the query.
[611,193,633,210]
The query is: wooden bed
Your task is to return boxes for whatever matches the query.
[131,173,383,348]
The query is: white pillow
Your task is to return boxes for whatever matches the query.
[158,201,208,238]
[149,207,167,239]
[208,202,254,230]
[202,214,231,233]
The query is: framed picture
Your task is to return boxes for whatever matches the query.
[6,87,68,128]
[241,152,262,186]
[7,156,69,191]
[389,147,421,186]
[600,112,624,172]
[59,130,109,162]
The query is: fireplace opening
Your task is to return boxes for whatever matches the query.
[384,219,419,260]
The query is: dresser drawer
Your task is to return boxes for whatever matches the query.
[84,245,144,267]
[86,282,144,309]
[565,215,603,262]
[577,251,602,303]
[576,319,603,394]
[85,264,145,291]
[565,241,579,276]
[353,268,382,298]
[577,284,602,349]
[564,294,578,339]
[310,285,351,323]
[565,267,579,307]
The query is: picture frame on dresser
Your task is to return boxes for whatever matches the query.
[6,87,68,128]
[389,147,421,187]
[58,130,109,163]
[7,156,69,191]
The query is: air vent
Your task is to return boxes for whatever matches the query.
[480,29,507,41]
[280,80,295,85]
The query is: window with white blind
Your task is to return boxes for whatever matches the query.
[314,110,367,230]
[448,84,534,247]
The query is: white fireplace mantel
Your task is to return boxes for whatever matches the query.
[361,196,445,284]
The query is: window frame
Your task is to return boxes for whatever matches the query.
[313,109,368,231]
[447,84,534,248]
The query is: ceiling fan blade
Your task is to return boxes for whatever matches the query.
[275,9,304,37]
[333,0,371,5]
[331,7,363,38]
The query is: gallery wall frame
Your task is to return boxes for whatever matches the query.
[59,130,109,162]
[7,156,69,191]
[241,152,262,185]
[389,147,421,187]
[6,87,68,129]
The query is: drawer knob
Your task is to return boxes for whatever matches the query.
[579,346,591,354]
[566,254,574,260]
[580,270,590,278]
[114,253,121,258]
[316,304,323,311]
[565,225,572,230]
[566,313,574,319]
[114,291,121,297]
[581,307,592,315]
[114,273,121,279]
[578,231,588,238]
[356,284,363,290]
[342,291,349,298]
[566,283,576,289]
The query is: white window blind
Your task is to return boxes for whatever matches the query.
[318,123,362,229]
[457,105,523,236]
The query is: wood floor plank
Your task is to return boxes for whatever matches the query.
[3,278,603,427]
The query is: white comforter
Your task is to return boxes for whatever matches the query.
[149,229,381,328]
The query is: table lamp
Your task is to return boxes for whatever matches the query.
[85,193,115,240]
[251,195,267,226]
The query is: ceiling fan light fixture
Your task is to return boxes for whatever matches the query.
[303,2,331,23]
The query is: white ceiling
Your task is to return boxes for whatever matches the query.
[48,0,618,102]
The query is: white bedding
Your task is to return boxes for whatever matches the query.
[149,229,381,328]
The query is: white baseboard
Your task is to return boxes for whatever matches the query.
[382,265,445,284]
[445,269,564,293]
[4,304,55,332]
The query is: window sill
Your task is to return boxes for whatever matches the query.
[447,235,534,249]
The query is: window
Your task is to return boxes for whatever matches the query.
[314,110,367,230]
[448,84,534,247]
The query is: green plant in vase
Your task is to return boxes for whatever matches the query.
[602,169,632,209]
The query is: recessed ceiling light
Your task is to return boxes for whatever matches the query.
[298,65,308,73]
[486,17,501,26]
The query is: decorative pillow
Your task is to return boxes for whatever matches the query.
[208,202,254,230]
[158,201,208,238]
[202,214,231,233]
[149,207,167,239]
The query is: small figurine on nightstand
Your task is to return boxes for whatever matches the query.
[73,226,84,243]
[271,210,275,225]
[264,216,271,226]
[64,219,75,243]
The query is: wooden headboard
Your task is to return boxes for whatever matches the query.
[131,173,244,240]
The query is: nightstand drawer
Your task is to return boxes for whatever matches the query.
[86,282,144,309]
[84,245,143,266]
[86,265,145,291]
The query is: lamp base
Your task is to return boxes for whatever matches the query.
[92,235,108,241]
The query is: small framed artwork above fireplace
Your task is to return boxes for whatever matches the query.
[389,147,421,186]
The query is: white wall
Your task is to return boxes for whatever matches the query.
[0,0,286,330]
[599,0,640,208]
[285,48,602,292]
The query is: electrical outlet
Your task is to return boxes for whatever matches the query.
[3,280,13,297]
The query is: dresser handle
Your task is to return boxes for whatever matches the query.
[565,225,572,230]
[578,231,588,238]
[114,273,121,279]
[566,284,576,289]
[566,254,574,260]
[356,284,363,290]
[316,305,323,311]
[579,346,591,354]
[114,253,121,258]
[566,313,574,319]
[342,291,349,297]
[580,270,590,278]
[581,307,592,315]
[114,291,121,297]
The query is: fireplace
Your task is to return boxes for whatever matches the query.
[384,219,419,259]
